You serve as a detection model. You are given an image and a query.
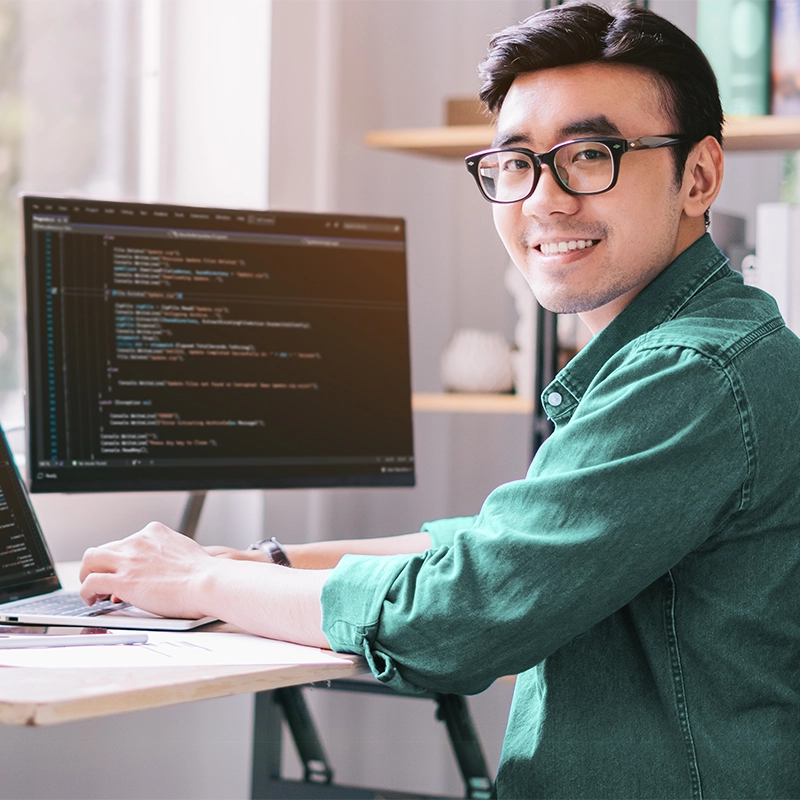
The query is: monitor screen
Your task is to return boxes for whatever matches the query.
[23,195,415,493]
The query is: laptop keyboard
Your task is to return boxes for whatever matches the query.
[9,592,130,617]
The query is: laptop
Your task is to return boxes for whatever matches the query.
[0,425,215,630]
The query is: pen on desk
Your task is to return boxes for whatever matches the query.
[0,632,149,649]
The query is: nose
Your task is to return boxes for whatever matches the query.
[520,165,581,218]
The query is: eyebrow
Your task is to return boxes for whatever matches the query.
[493,114,624,150]
[559,115,622,139]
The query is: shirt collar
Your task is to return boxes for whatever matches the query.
[541,233,729,424]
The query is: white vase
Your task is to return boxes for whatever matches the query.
[440,328,515,393]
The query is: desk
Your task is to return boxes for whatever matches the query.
[0,563,364,728]
[0,565,491,800]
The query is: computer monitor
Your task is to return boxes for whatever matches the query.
[22,195,415,493]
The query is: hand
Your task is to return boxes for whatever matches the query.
[79,521,213,619]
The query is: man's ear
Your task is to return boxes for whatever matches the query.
[682,135,724,220]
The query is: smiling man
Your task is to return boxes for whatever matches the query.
[80,4,800,798]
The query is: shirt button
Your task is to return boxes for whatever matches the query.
[547,391,563,407]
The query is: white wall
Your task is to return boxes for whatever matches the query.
[157,0,271,208]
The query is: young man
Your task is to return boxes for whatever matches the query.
[80,4,800,797]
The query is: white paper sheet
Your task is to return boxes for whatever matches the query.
[0,631,352,669]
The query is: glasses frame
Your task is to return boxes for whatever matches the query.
[465,136,685,203]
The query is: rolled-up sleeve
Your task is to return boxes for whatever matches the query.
[421,515,477,548]
[321,343,750,697]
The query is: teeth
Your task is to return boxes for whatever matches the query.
[540,240,596,255]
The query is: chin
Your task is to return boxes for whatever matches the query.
[531,275,626,316]
[529,284,590,315]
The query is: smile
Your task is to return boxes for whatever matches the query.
[538,239,597,255]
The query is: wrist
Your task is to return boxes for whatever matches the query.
[248,537,291,567]
[191,555,225,618]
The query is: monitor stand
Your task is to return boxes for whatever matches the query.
[179,491,206,539]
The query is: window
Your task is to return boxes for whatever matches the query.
[0,0,271,411]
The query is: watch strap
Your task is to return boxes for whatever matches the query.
[248,537,291,567]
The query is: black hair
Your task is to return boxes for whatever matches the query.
[479,2,723,185]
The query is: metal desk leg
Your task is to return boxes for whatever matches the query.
[251,690,283,799]
[273,686,333,785]
[251,688,375,799]
[435,694,493,800]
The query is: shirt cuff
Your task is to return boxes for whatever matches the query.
[321,552,431,694]
[322,553,408,650]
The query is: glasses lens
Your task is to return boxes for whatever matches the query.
[477,151,535,202]
[553,141,614,194]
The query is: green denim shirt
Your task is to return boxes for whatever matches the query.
[321,234,800,799]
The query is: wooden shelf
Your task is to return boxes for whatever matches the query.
[723,115,800,151]
[365,115,800,159]
[365,125,492,159]
[412,392,534,414]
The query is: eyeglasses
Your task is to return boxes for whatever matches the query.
[465,136,684,203]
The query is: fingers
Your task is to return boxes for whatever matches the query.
[79,525,173,584]
[79,542,124,582]
[79,571,124,605]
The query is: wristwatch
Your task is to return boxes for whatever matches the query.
[248,537,292,567]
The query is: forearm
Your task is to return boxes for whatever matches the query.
[284,531,431,569]
[195,533,432,643]
[194,557,331,647]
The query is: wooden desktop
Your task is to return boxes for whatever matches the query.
[0,626,363,727]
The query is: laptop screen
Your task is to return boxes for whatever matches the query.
[23,196,415,493]
[0,429,57,601]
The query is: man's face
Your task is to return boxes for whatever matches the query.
[492,62,693,332]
